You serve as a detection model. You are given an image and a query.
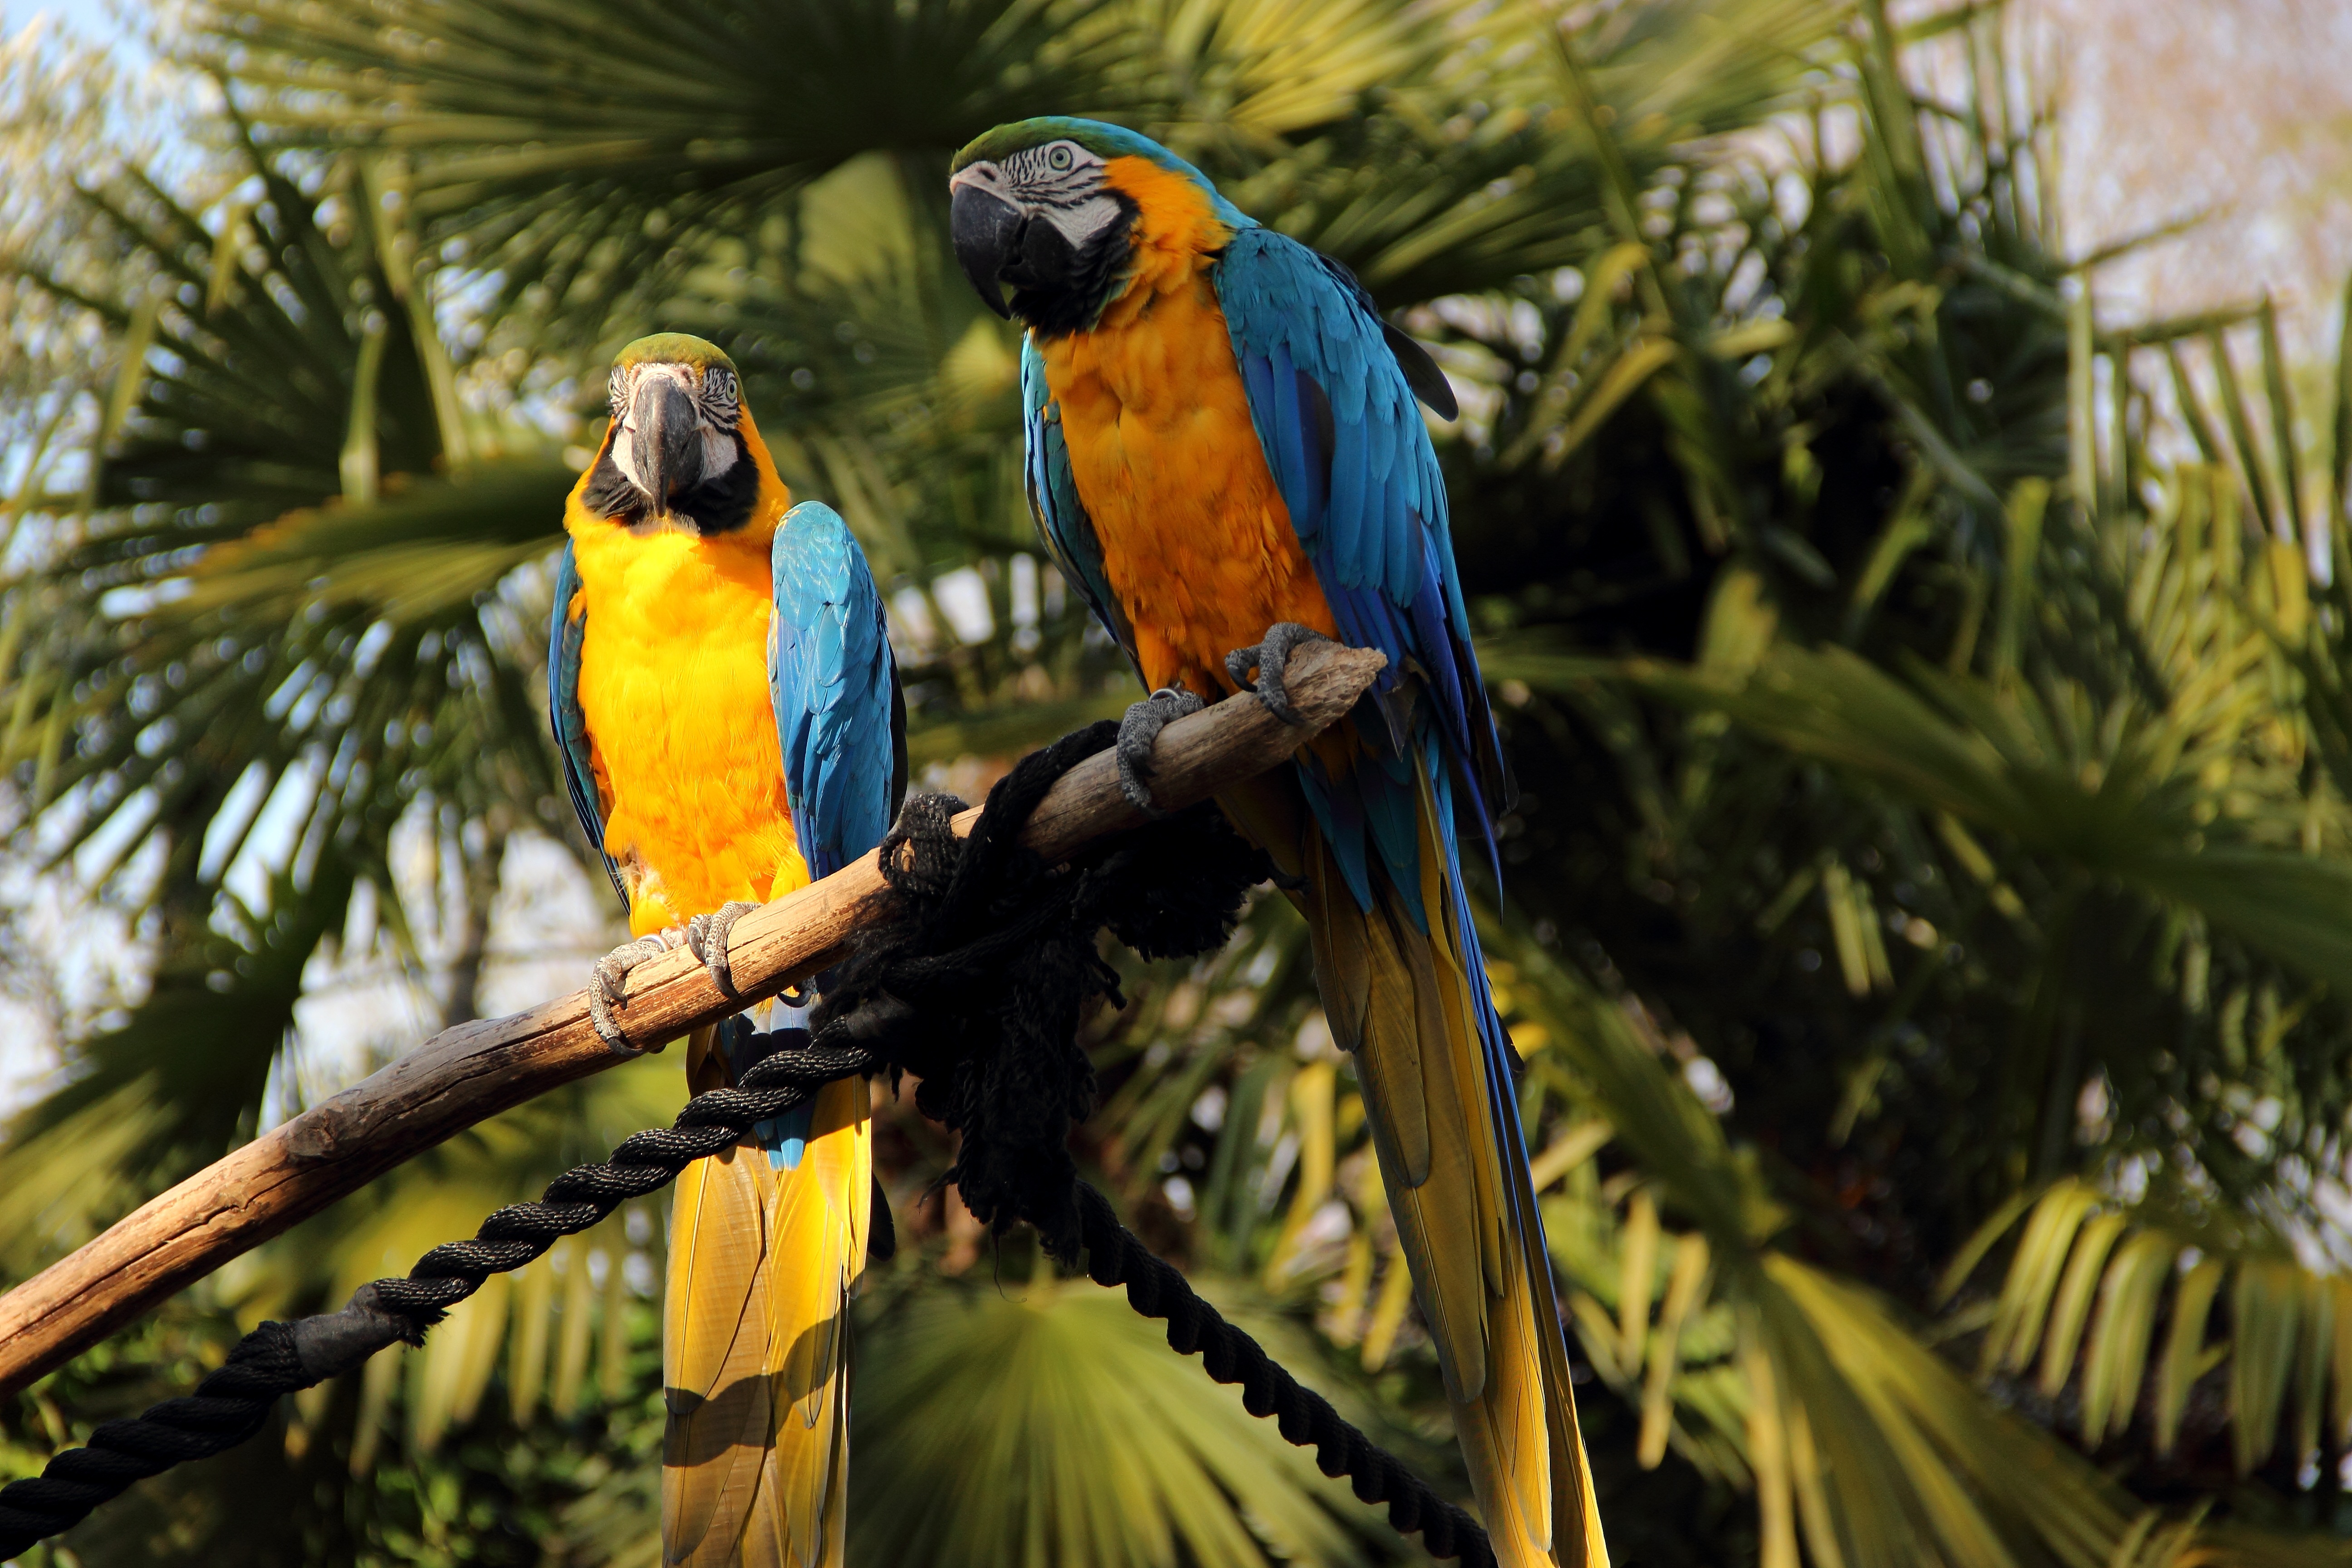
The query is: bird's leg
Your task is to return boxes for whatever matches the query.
[1117,685,1208,816]
[1224,622,1335,727]
[588,930,683,1052]
[683,901,761,998]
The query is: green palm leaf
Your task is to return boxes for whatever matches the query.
[1497,924,2344,1568]
[847,1278,1400,1568]
[0,125,585,1219]
[1945,1181,2352,1480]
[1624,640,2352,984]
[205,0,1852,325]
[203,0,1153,330]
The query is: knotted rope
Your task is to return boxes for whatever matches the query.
[0,720,1494,1567]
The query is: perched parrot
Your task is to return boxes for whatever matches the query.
[947,123,1607,1567]
[549,332,904,1568]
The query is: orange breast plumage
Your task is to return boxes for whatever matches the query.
[562,497,808,937]
[1034,155,1338,698]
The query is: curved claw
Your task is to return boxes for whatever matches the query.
[1224,622,1333,727]
[684,901,760,997]
[587,931,679,1052]
[1117,685,1207,817]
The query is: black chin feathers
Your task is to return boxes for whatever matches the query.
[583,433,760,535]
[1010,198,1141,340]
[581,453,642,523]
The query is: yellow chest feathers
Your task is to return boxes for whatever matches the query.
[563,518,806,936]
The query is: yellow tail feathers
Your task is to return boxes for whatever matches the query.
[663,1073,872,1568]
[1221,772,1608,1568]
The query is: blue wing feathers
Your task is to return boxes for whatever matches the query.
[757,501,903,1170]
[1435,755,1527,1107]
[1216,224,1514,941]
[770,501,900,884]
[1022,338,1141,677]
[1328,417,1368,577]
[550,512,897,1170]
[1274,357,1329,539]
[762,505,898,1175]
[549,541,627,911]
[1295,762,1375,914]
[1362,394,1396,514]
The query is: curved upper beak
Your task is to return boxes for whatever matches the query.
[631,372,701,513]
[950,175,1021,321]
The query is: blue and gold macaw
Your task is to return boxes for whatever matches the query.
[948,123,1606,1567]
[549,332,902,1567]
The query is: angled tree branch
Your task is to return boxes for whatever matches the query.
[0,642,1387,1395]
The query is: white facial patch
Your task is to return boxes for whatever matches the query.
[701,425,735,480]
[607,362,742,499]
[610,422,645,492]
[987,140,1125,253]
[1038,192,1126,251]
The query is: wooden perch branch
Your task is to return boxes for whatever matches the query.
[0,643,1387,1396]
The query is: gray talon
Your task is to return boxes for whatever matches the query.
[588,930,680,1051]
[1117,685,1207,817]
[684,901,760,996]
[1225,622,1333,726]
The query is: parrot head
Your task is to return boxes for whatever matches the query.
[948,117,1243,335]
[582,332,763,534]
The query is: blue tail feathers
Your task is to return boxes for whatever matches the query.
[720,1009,819,1170]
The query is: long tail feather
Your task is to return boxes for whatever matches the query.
[663,1075,871,1567]
[1223,765,1607,1568]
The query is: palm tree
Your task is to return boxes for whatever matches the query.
[6,0,2352,1563]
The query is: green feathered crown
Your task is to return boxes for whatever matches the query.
[614,333,735,374]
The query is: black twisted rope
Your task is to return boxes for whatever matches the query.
[1067,1186,1494,1567]
[0,1039,877,1555]
[0,717,1495,1566]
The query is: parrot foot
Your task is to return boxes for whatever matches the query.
[588,930,681,1051]
[1117,685,1207,817]
[1224,623,1333,727]
[684,901,760,997]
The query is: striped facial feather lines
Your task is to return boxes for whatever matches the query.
[999,139,1101,203]
[1000,140,1126,252]
[585,360,763,536]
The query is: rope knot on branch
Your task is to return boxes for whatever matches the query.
[816,717,1267,1245]
[0,684,1491,1566]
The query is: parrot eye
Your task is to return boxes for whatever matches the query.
[697,365,741,428]
[1046,143,1074,172]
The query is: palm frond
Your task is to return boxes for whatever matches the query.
[1623,637,2352,981]
[246,1058,683,1457]
[202,0,1154,332]
[1496,924,2347,1568]
[1946,1179,2352,1478]
[0,122,595,1250]
[844,1278,1404,1568]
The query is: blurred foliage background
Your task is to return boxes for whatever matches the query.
[5,0,2352,1563]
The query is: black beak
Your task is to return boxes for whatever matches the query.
[951,182,1020,320]
[632,373,701,513]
